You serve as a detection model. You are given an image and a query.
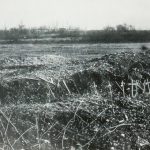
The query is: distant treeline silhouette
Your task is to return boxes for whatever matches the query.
[0,24,150,43]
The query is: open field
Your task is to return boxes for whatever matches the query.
[0,43,148,57]
[0,43,150,150]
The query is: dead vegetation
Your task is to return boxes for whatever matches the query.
[0,46,150,149]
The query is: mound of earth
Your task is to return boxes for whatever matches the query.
[0,48,150,105]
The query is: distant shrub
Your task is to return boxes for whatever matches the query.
[141,45,148,51]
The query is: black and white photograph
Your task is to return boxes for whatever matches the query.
[0,0,150,149]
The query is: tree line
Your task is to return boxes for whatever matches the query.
[0,24,150,43]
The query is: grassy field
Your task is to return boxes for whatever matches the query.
[0,43,150,150]
[0,43,147,56]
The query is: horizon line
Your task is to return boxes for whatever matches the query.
[1,24,150,31]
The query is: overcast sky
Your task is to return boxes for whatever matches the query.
[0,0,150,29]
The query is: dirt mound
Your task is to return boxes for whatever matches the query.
[0,69,102,104]
[0,78,50,104]
[0,48,150,105]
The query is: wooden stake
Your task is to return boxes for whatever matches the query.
[108,82,113,100]
[146,79,150,94]
[63,80,71,95]
[121,81,125,97]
